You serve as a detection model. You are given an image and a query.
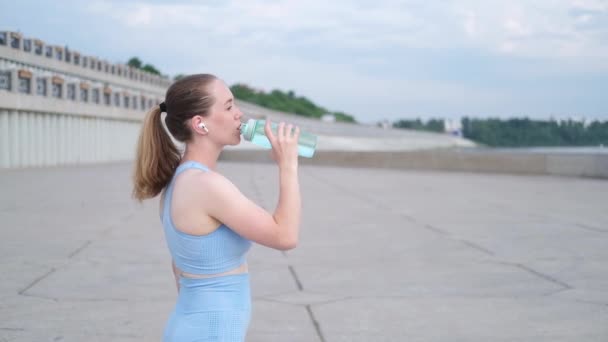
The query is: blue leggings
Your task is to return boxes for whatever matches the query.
[163,273,251,341]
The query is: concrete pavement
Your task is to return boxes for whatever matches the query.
[1,161,607,341]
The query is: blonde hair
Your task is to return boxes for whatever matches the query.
[132,74,218,201]
[132,106,181,201]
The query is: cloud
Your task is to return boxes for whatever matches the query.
[7,0,606,120]
[85,0,608,61]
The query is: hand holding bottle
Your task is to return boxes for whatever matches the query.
[240,118,317,158]
[264,120,300,169]
[264,120,302,253]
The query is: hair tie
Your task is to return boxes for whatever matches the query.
[159,102,167,112]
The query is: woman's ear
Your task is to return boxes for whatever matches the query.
[198,122,209,133]
[192,116,209,134]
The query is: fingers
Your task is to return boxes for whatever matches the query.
[293,126,300,140]
[264,119,299,145]
[264,119,277,146]
[286,123,294,140]
[277,122,285,143]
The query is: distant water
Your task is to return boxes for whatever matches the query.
[462,146,608,155]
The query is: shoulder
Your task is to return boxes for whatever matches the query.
[172,169,241,218]
[181,168,238,198]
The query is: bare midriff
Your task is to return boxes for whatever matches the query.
[177,263,248,279]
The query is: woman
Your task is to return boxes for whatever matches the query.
[132,74,301,341]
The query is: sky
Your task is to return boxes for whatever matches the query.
[1,0,607,123]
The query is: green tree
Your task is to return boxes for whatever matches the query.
[393,118,443,132]
[127,57,142,69]
[142,64,160,75]
[229,83,357,123]
[126,57,161,75]
[457,117,608,147]
[332,111,356,123]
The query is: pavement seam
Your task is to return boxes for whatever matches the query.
[306,305,327,342]
[306,170,501,259]
[61,297,130,302]
[100,212,135,236]
[541,287,572,297]
[67,240,92,258]
[420,223,449,236]
[18,238,95,299]
[571,299,608,307]
[516,263,572,290]
[251,165,325,341]
[302,170,594,307]
[304,169,392,213]
[252,289,299,300]
[255,292,354,307]
[456,238,495,256]
[574,223,608,233]
[18,267,56,296]
[285,261,326,341]
[19,292,140,302]
[516,211,608,234]
[500,261,572,290]
[288,264,304,291]
[18,292,59,302]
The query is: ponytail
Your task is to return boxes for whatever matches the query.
[132,106,181,202]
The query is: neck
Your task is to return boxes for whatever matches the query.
[181,140,222,171]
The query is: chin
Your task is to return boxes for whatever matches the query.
[228,135,242,146]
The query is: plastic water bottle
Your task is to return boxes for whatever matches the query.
[240,119,317,158]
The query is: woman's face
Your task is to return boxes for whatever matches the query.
[203,79,244,146]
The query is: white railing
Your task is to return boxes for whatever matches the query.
[0,31,168,169]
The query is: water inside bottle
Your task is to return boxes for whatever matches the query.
[250,133,315,158]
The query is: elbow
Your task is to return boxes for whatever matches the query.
[277,237,298,251]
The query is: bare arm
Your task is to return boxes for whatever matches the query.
[266,121,302,248]
[201,121,302,250]
[272,166,301,248]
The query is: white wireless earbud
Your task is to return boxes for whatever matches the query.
[198,122,209,133]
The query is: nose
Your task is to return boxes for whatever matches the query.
[235,106,243,120]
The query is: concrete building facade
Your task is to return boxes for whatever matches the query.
[0,31,169,169]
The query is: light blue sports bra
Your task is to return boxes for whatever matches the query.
[161,161,252,275]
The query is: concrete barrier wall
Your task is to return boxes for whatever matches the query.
[0,108,139,168]
[219,149,608,179]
